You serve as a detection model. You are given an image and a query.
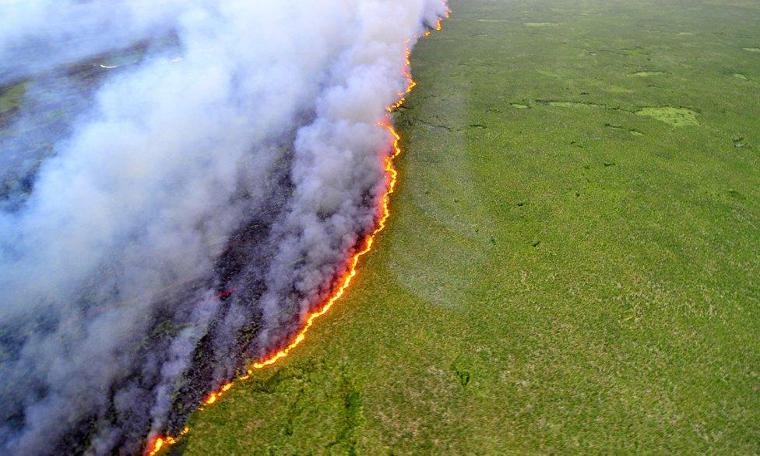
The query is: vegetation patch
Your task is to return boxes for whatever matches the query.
[742,47,760,52]
[524,22,559,27]
[604,85,635,94]
[0,82,27,115]
[732,135,748,149]
[631,70,666,77]
[605,123,645,136]
[545,100,606,109]
[636,106,699,127]
[451,357,473,387]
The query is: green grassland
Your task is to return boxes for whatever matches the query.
[181,0,759,453]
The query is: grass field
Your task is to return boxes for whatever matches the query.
[180,0,759,453]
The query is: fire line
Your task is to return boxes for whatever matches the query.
[147,117,403,456]
[146,109,403,456]
[145,14,447,455]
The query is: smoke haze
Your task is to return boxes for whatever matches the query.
[0,1,448,454]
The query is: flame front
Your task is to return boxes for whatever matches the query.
[146,427,188,456]
[248,121,401,371]
[146,114,403,456]
[144,15,447,455]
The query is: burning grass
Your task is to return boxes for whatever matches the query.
[181,0,759,454]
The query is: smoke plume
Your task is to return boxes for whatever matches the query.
[0,1,448,454]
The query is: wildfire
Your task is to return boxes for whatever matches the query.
[387,48,415,113]
[144,14,447,456]
[146,115,403,456]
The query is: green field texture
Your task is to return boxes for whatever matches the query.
[181,0,759,453]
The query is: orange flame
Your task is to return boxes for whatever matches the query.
[144,15,446,456]
[146,427,189,456]
[387,48,415,112]
[423,9,449,37]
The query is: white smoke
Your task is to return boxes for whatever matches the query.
[0,0,187,83]
[0,0,447,454]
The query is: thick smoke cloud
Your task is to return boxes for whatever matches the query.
[0,1,448,454]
